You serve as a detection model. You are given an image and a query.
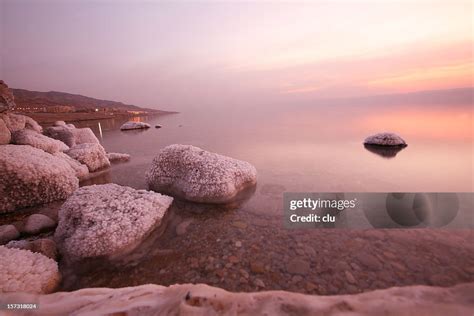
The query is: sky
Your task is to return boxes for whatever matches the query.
[1,0,472,110]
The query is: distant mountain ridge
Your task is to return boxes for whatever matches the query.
[12,88,173,113]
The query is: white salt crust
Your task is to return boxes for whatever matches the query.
[0,145,79,213]
[0,246,60,294]
[12,129,69,153]
[54,183,173,258]
[65,143,110,172]
[120,121,151,130]
[146,144,257,203]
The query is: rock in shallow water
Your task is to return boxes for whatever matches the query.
[364,132,407,147]
[146,144,257,203]
[12,129,69,153]
[54,183,173,259]
[120,121,151,130]
[66,143,110,172]
[0,145,79,213]
[0,225,20,245]
[106,152,131,162]
[0,246,60,294]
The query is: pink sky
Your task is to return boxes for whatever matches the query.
[1,1,472,110]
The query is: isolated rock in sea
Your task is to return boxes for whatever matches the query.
[106,152,131,162]
[44,125,99,147]
[0,145,79,213]
[155,124,162,128]
[23,214,56,235]
[12,129,69,154]
[53,152,89,180]
[0,117,11,144]
[24,116,43,133]
[66,143,110,172]
[364,132,407,146]
[0,112,26,132]
[146,144,257,203]
[55,183,173,259]
[0,225,20,245]
[0,80,16,112]
[2,283,473,315]
[0,246,60,294]
[120,121,151,130]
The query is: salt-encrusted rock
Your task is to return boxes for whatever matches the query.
[106,152,131,162]
[71,127,100,145]
[66,143,110,172]
[44,125,75,146]
[44,125,99,147]
[0,246,60,294]
[12,129,69,153]
[0,117,11,144]
[146,145,257,203]
[120,121,151,130]
[2,283,473,315]
[0,80,15,112]
[6,239,57,260]
[53,152,89,180]
[55,184,173,259]
[364,132,407,147]
[23,214,56,235]
[24,116,43,133]
[0,225,20,245]
[0,113,26,132]
[0,145,79,213]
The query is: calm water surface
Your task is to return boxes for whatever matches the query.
[63,103,473,293]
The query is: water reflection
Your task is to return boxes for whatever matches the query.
[363,144,406,158]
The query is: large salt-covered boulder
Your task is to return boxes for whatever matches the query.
[120,121,151,130]
[146,145,257,203]
[54,184,173,259]
[0,112,26,132]
[0,80,15,113]
[12,129,69,153]
[44,126,99,147]
[53,152,89,180]
[0,246,60,294]
[65,143,110,172]
[0,145,79,213]
[0,117,11,144]
[364,132,407,147]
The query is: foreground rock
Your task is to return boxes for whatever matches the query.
[23,214,56,235]
[364,132,407,147]
[0,117,11,144]
[0,145,79,213]
[54,152,89,180]
[120,121,151,130]
[0,225,20,244]
[146,144,257,203]
[55,184,173,259]
[66,143,110,172]
[12,129,69,153]
[1,282,473,315]
[0,246,60,294]
[44,125,99,147]
[0,80,16,112]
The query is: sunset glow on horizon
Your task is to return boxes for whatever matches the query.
[1,1,472,109]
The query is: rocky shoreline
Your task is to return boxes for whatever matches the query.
[1,80,473,314]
